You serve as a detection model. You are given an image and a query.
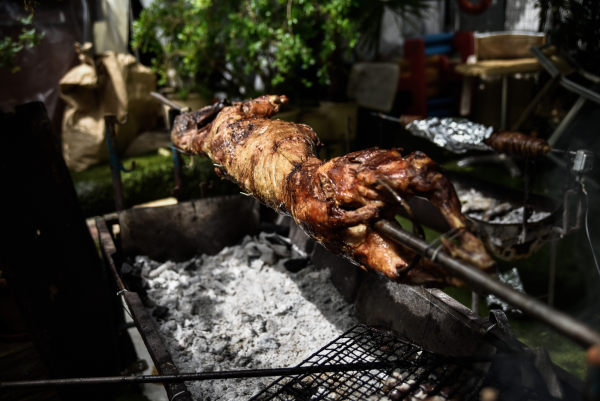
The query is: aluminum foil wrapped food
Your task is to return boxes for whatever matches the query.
[406,117,493,154]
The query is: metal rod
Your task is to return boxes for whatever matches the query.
[0,362,389,389]
[511,74,560,131]
[519,160,533,244]
[371,112,402,123]
[151,91,183,111]
[548,95,587,146]
[169,108,184,201]
[548,240,558,307]
[96,218,127,292]
[104,115,126,212]
[97,217,193,400]
[373,220,600,349]
[501,75,508,130]
[471,291,480,315]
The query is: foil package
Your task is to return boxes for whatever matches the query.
[406,117,494,154]
[486,268,525,315]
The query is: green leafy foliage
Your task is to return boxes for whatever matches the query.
[132,0,429,98]
[0,15,45,72]
[71,151,239,217]
[537,0,600,75]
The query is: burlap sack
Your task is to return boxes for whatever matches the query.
[60,43,159,171]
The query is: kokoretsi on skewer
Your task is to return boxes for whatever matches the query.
[172,95,495,287]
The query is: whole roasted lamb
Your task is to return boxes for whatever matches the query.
[172,95,495,287]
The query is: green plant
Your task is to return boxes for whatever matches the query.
[537,0,600,75]
[132,0,429,99]
[0,15,45,73]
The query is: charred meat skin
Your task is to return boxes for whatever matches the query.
[484,130,552,158]
[173,95,495,287]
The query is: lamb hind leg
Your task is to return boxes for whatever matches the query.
[323,149,495,273]
[401,152,495,272]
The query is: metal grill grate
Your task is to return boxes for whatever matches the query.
[250,325,552,401]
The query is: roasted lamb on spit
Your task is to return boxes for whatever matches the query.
[172,95,495,287]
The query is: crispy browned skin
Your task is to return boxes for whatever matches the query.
[173,95,495,287]
[484,131,552,158]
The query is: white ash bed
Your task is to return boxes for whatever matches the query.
[134,232,358,400]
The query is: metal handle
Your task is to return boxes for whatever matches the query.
[151,91,183,111]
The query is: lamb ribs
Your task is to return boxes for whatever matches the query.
[172,95,495,287]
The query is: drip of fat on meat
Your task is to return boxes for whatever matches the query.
[172,95,495,287]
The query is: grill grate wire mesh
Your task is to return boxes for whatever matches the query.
[250,325,553,401]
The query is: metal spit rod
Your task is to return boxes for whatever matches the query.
[0,352,540,389]
[0,362,389,389]
[373,220,600,349]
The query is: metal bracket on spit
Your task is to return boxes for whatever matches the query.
[105,113,134,212]
[150,92,189,201]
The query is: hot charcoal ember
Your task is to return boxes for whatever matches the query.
[483,131,552,158]
[172,95,495,287]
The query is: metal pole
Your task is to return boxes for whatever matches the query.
[150,91,183,111]
[169,109,185,201]
[373,220,600,348]
[511,74,560,131]
[548,240,558,307]
[501,75,509,130]
[547,96,587,147]
[471,291,480,315]
[104,115,126,212]
[0,362,389,389]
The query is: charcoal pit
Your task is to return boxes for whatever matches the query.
[136,233,358,400]
[99,194,583,401]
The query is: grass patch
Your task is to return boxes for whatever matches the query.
[71,150,239,217]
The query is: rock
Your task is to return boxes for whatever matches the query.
[148,261,175,278]
[256,333,279,350]
[212,341,228,354]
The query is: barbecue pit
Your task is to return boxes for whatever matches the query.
[91,194,587,401]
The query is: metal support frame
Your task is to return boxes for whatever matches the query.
[511,74,560,132]
[150,92,187,201]
[528,46,600,147]
[548,240,558,307]
[104,114,134,212]
[96,217,193,401]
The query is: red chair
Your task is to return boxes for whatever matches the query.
[398,32,474,117]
